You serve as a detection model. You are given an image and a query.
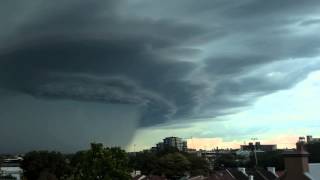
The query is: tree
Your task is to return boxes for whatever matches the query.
[129,150,211,178]
[253,151,284,170]
[71,143,131,180]
[156,146,180,156]
[185,154,210,176]
[129,151,159,175]
[21,151,71,180]
[214,154,240,169]
[306,142,320,163]
[158,153,190,179]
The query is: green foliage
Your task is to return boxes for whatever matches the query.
[158,153,190,179]
[214,151,284,170]
[21,143,131,180]
[20,143,212,180]
[156,147,180,156]
[70,143,130,180]
[254,151,284,170]
[306,142,320,163]
[21,151,71,180]
[129,152,159,175]
[214,154,246,169]
[185,154,210,176]
[129,150,210,179]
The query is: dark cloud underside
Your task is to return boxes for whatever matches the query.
[1,0,320,151]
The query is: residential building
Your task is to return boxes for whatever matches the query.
[306,135,320,144]
[156,142,165,151]
[207,167,278,180]
[153,137,188,152]
[0,157,23,180]
[132,175,167,180]
[240,142,277,151]
[280,139,316,180]
[163,137,187,152]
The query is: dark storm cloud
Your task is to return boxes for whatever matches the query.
[0,40,198,126]
[205,55,270,76]
[228,0,320,17]
[300,19,320,26]
[0,0,210,128]
[1,0,320,130]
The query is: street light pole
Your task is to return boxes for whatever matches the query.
[251,138,258,167]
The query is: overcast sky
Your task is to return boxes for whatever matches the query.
[1,0,320,153]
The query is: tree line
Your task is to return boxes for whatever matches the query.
[21,143,131,180]
[19,144,211,180]
[7,142,320,180]
[129,147,211,179]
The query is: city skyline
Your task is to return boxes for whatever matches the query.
[128,135,320,152]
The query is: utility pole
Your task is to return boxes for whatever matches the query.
[251,138,258,167]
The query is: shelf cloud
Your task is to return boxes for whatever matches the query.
[1,0,320,152]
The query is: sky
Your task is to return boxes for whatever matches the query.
[0,0,320,153]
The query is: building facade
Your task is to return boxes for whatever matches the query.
[0,157,23,180]
[154,137,188,152]
[306,135,320,144]
[163,137,187,152]
[240,142,277,151]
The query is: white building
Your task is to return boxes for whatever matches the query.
[0,158,23,180]
[163,137,187,152]
[0,166,23,180]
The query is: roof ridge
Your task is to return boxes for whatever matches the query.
[256,169,271,180]
[226,168,236,180]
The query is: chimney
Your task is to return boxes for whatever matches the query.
[248,175,254,180]
[306,135,312,143]
[282,140,313,180]
[267,167,277,177]
[238,167,247,176]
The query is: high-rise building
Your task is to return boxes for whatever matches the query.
[182,141,188,152]
[163,137,185,151]
[152,136,188,152]
[156,142,164,151]
[153,137,187,152]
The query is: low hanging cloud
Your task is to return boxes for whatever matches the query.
[1,0,320,151]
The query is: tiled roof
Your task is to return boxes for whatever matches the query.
[227,169,248,180]
[132,175,167,180]
[205,170,235,180]
[208,168,279,180]
[133,168,279,180]
[254,168,278,180]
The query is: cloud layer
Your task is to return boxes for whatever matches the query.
[1,0,320,151]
